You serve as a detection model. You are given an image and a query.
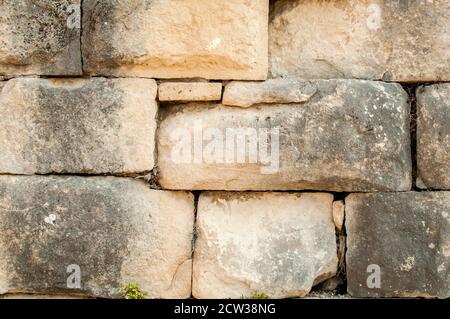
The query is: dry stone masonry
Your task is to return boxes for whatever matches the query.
[158,79,411,192]
[0,0,448,299]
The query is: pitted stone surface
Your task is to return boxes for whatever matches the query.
[269,0,450,81]
[0,0,81,76]
[417,84,450,189]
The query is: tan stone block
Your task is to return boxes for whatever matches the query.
[193,192,337,299]
[270,0,450,81]
[83,0,269,80]
[159,82,222,102]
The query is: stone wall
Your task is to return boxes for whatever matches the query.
[0,0,448,299]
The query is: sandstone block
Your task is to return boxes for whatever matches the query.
[0,77,157,174]
[158,82,222,102]
[158,79,411,191]
[193,192,337,299]
[332,200,345,231]
[0,176,194,298]
[346,192,450,298]
[223,78,317,108]
[0,0,81,76]
[417,84,450,189]
[269,0,450,81]
[82,0,268,80]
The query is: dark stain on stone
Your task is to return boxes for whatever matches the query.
[82,0,154,72]
[21,78,125,173]
[0,0,78,65]
[348,192,449,298]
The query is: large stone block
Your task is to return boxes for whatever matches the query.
[82,0,268,80]
[0,77,157,174]
[192,192,337,299]
[346,192,450,298]
[0,0,81,76]
[0,176,194,298]
[158,79,411,191]
[269,0,450,81]
[417,84,450,189]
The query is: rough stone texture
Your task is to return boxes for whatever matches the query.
[269,0,450,82]
[0,176,194,299]
[158,82,222,102]
[158,79,411,191]
[193,192,337,299]
[0,77,157,174]
[417,84,450,189]
[0,0,82,76]
[223,78,317,108]
[346,192,450,298]
[82,0,269,80]
[332,200,345,231]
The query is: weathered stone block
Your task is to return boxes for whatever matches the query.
[0,77,157,174]
[158,82,222,102]
[0,0,81,76]
[332,200,345,231]
[0,176,194,298]
[223,78,317,108]
[158,79,411,191]
[270,0,450,81]
[193,192,337,299]
[346,192,450,298]
[417,84,450,189]
[82,0,268,80]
